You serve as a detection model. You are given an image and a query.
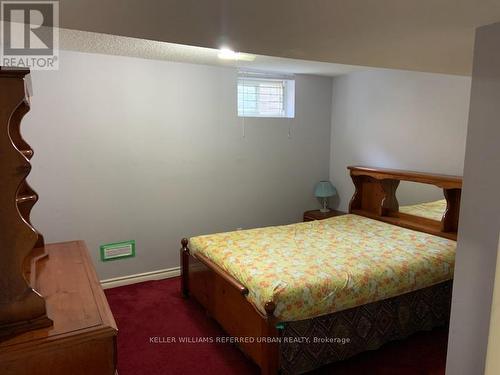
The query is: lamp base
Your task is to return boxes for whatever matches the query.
[319,197,330,213]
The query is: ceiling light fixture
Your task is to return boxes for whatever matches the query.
[217,47,256,62]
[218,47,239,60]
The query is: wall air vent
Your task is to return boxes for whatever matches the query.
[100,240,135,261]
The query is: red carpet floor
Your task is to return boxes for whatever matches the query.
[105,277,448,375]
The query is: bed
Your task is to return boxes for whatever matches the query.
[189,214,455,322]
[180,166,462,374]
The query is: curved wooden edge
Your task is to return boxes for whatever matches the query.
[10,99,31,152]
[442,188,461,233]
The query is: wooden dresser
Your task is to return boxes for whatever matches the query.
[0,241,117,375]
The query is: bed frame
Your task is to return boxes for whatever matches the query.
[180,166,462,374]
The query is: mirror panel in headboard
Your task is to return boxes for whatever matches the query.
[347,166,462,240]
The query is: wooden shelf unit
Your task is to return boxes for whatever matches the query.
[0,68,50,338]
[0,68,117,374]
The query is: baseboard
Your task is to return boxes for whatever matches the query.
[101,267,180,289]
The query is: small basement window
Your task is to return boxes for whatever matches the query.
[237,71,295,118]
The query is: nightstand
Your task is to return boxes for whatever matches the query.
[303,209,346,222]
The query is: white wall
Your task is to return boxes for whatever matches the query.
[24,50,333,280]
[447,22,500,375]
[329,69,471,211]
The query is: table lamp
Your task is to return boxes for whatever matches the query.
[314,181,337,212]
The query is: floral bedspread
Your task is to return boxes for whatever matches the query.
[189,214,455,321]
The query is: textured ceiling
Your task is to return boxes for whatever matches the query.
[58,0,500,76]
[60,29,366,77]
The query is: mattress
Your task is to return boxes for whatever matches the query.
[399,199,447,221]
[189,214,456,321]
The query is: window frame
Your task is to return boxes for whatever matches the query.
[237,72,295,119]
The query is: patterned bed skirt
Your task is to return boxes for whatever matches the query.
[279,281,452,374]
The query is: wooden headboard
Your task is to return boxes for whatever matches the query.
[348,166,462,240]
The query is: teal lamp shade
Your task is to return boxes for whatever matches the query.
[314,181,337,212]
[314,181,337,198]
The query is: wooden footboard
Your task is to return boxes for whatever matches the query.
[180,239,279,375]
